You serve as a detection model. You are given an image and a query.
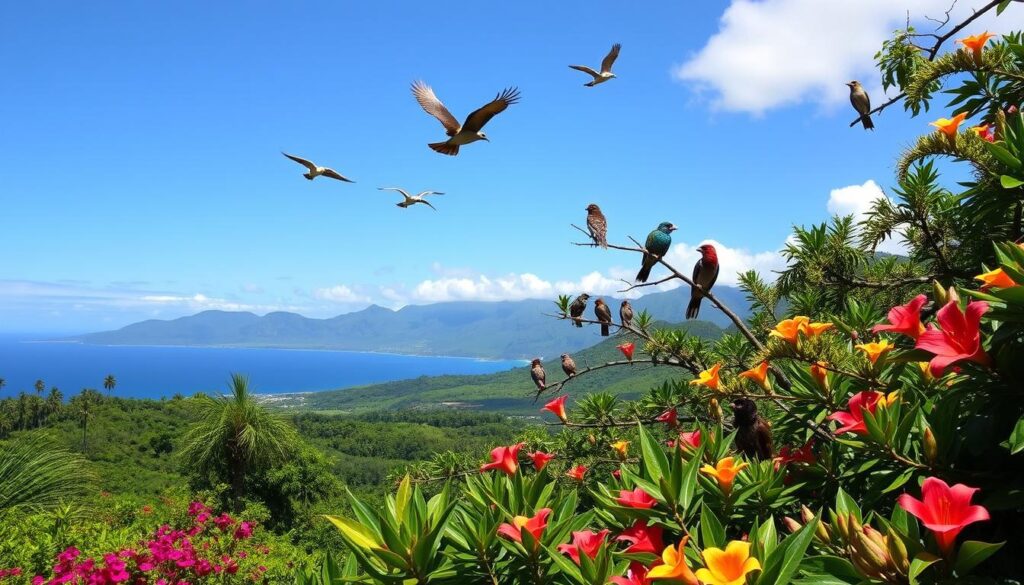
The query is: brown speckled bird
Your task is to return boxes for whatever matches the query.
[530,359,546,392]
[731,398,773,461]
[594,298,612,336]
[619,300,634,329]
[847,81,874,130]
[585,203,608,248]
[561,354,577,377]
[569,293,590,328]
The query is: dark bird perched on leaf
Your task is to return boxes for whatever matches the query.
[731,398,773,461]
[411,80,521,156]
[561,354,577,377]
[586,204,608,248]
[847,81,874,130]
[686,244,720,320]
[594,298,613,336]
[619,300,634,329]
[569,43,621,87]
[530,359,546,392]
[636,222,677,283]
[569,293,590,328]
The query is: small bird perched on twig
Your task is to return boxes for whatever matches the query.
[378,187,444,210]
[619,300,633,329]
[411,80,521,156]
[561,354,577,377]
[847,81,874,130]
[282,153,355,182]
[530,359,546,392]
[636,222,676,283]
[569,293,590,328]
[594,298,612,336]
[687,244,719,320]
[731,398,774,461]
[569,43,621,87]
[585,204,608,248]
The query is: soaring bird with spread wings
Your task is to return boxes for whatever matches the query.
[281,153,355,182]
[379,187,444,211]
[411,81,521,156]
[569,43,621,87]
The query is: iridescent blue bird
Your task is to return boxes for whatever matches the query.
[635,222,677,283]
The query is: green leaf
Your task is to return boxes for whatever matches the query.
[395,474,412,521]
[834,488,862,522]
[638,423,670,482]
[756,513,819,585]
[954,540,1004,575]
[324,515,380,551]
[699,503,726,549]
[1003,416,1024,454]
[1001,175,1024,189]
[988,142,1022,169]
[677,443,705,511]
[908,553,940,585]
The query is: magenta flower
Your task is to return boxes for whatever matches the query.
[558,530,610,564]
[915,300,991,376]
[898,477,990,555]
[615,521,664,555]
[827,391,884,435]
[873,294,927,339]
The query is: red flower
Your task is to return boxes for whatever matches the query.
[497,508,551,544]
[827,391,883,435]
[566,464,588,481]
[616,520,664,555]
[611,469,622,480]
[558,530,610,564]
[898,477,990,556]
[655,408,679,428]
[616,487,657,509]
[773,441,815,471]
[872,294,927,339]
[529,451,555,471]
[543,395,569,422]
[617,342,635,361]
[480,443,524,475]
[612,562,656,585]
[915,300,990,377]
[677,429,702,449]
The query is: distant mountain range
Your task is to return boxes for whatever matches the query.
[72,285,751,360]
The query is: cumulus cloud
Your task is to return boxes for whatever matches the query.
[409,271,624,303]
[666,240,788,285]
[826,180,909,254]
[312,285,371,304]
[675,0,1021,114]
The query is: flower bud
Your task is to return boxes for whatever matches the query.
[834,513,850,542]
[853,529,890,576]
[932,280,948,305]
[947,286,960,305]
[709,398,723,423]
[886,528,910,575]
[800,504,815,525]
[782,516,802,533]
[923,426,938,464]
[816,520,831,544]
[587,434,597,446]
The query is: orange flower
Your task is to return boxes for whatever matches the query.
[700,456,748,495]
[543,395,568,422]
[975,267,1017,290]
[958,31,995,62]
[878,391,900,409]
[689,363,722,391]
[695,541,762,585]
[738,361,771,392]
[769,316,833,345]
[930,112,968,140]
[566,464,588,481]
[809,361,830,391]
[610,440,630,460]
[855,340,894,364]
[970,124,995,142]
[646,537,699,584]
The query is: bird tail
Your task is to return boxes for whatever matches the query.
[429,141,459,156]
[573,318,583,328]
[584,81,595,87]
[686,297,702,320]
[600,323,609,336]
[636,261,653,283]
[861,115,874,130]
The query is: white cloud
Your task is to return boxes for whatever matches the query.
[312,285,371,304]
[675,0,1023,114]
[826,179,909,254]
[666,240,788,285]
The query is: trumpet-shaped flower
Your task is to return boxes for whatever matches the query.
[611,562,655,585]
[975,267,1017,290]
[615,520,664,554]
[689,363,722,391]
[617,342,635,361]
[616,487,657,509]
[915,299,990,377]
[543,395,569,422]
[809,361,830,391]
[611,440,630,459]
[773,441,816,471]
[695,541,762,585]
[566,464,588,481]
[769,316,833,345]
[700,457,748,495]
[855,340,894,364]
[931,112,968,140]
[480,443,524,475]
[738,361,771,392]
[958,31,996,62]
[497,508,551,544]
[646,537,699,584]
[970,124,995,142]
[873,294,928,339]
[898,477,989,556]
[677,429,702,450]
[655,407,679,427]
[529,451,555,471]
[827,391,883,435]
[558,530,610,564]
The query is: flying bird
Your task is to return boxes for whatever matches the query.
[378,187,444,210]
[282,153,355,182]
[569,43,621,87]
[847,81,874,130]
[619,300,634,329]
[636,222,677,283]
[594,298,612,336]
[569,293,590,328]
[530,359,546,392]
[686,244,720,320]
[731,398,774,461]
[411,80,521,156]
[586,204,608,248]
[561,354,577,377]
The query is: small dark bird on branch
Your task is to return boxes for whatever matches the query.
[847,81,874,130]
[594,298,612,336]
[530,359,546,392]
[731,398,773,461]
[636,222,676,283]
[619,300,634,329]
[561,354,577,377]
[569,293,590,328]
[686,244,719,320]
[586,203,608,248]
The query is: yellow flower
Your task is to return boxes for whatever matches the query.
[975,267,1018,290]
[610,440,629,460]
[738,361,772,392]
[809,361,830,391]
[700,456,748,495]
[855,340,894,364]
[769,316,833,345]
[930,112,968,140]
[958,31,996,62]
[689,363,722,391]
[878,391,900,409]
[916,361,935,381]
[695,541,762,585]
[646,537,699,584]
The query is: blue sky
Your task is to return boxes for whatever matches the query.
[2,1,1019,333]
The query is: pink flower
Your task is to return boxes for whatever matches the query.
[616,487,657,509]
[873,294,927,339]
[480,443,524,475]
[677,429,702,449]
[655,408,678,428]
[827,391,884,435]
[898,477,990,556]
[611,562,655,585]
[558,530,610,564]
[616,521,664,555]
[234,521,254,540]
[187,502,208,516]
[617,342,635,361]
[566,465,588,481]
[213,513,234,530]
[915,300,990,377]
[529,451,555,471]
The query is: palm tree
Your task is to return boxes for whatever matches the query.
[179,373,299,501]
[103,375,116,395]
[0,378,6,392]
[69,389,101,453]
[0,433,94,512]
[46,387,64,423]
[34,379,45,396]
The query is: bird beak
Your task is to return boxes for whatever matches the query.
[669,225,678,232]
[482,136,490,142]
[845,82,854,87]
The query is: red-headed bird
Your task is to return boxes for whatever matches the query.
[686,244,719,320]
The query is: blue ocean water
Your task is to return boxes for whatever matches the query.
[0,336,522,399]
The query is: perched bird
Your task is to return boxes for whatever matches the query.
[847,81,874,130]
[282,153,355,182]
[731,398,774,461]
[530,359,546,392]
[561,354,577,377]
[411,80,521,156]
[569,293,590,328]
[619,300,634,329]
[585,203,608,248]
[686,244,720,320]
[594,298,612,336]
[636,222,677,283]
[569,43,621,87]
[378,187,444,210]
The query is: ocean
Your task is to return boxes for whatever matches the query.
[0,336,522,400]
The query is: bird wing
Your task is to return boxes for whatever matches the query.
[756,419,774,459]
[321,168,355,183]
[851,90,871,115]
[462,87,521,133]
[706,263,720,291]
[569,64,600,78]
[379,187,414,201]
[282,152,317,172]
[417,199,438,211]
[411,81,460,136]
[417,191,445,197]
[600,43,621,73]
